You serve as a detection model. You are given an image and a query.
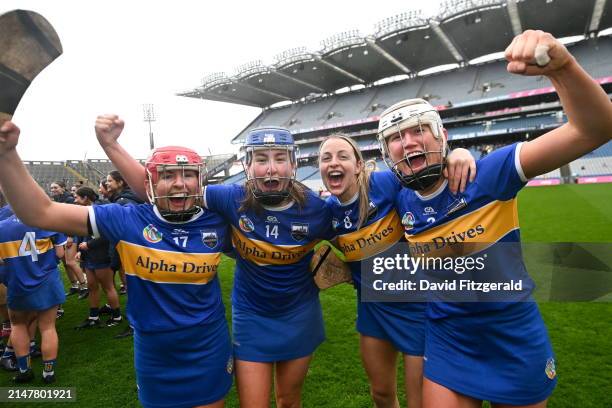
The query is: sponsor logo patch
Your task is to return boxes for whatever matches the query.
[266,215,279,224]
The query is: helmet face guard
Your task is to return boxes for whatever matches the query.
[145,146,205,222]
[241,127,297,206]
[377,99,447,191]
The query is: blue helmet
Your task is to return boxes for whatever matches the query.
[241,126,298,206]
[245,127,295,147]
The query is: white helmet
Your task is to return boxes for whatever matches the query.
[377,98,447,190]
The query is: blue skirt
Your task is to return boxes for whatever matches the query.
[7,272,65,311]
[134,318,233,408]
[233,297,325,362]
[424,302,557,405]
[356,299,426,356]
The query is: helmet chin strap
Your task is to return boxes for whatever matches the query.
[392,163,444,191]
[253,190,290,206]
[158,206,201,222]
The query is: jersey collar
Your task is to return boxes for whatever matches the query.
[262,200,295,212]
[339,191,359,207]
[415,179,448,201]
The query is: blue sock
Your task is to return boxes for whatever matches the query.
[2,346,14,359]
[16,355,30,373]
[43,359,56,377]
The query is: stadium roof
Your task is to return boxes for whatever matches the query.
[179,0,611,108]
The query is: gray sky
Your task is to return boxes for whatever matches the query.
[4,0,442,160]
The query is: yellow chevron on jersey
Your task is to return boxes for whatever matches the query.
[0,238,55,260]
[405,198,519,258]
[337,210,404,262]
[231,226,319,266]
[117,241,221,285]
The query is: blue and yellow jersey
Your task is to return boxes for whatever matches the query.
[89,204,229,332]
[204,184,334,315]
[326,171,404,286]
[395,143,533,318]
[0,215,66,295]
[0,205,13,282]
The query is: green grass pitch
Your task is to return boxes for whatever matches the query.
[1,184,610,407]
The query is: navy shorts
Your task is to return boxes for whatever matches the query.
[233,297,325,362]
[424,302,557,405]
[356,299,426,356]
[134,317,233,408]
[8,273,65,311]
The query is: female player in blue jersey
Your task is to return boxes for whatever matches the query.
[97,124,336,407]
[0,119,233,408]
[318,135,475,408]
[376,30,612,408]
[212,128,335,408]
[0,213,66,383]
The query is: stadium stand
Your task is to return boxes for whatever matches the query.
[24,162,80,192]
[178,0,611,189]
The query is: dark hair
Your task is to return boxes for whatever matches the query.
[76,186,98,203]
[51,180,67,189]
[0,190,6,208]
[108,170,128,190]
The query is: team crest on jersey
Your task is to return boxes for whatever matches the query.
[201,230,218,249]
[291,223,309,241]
[332,218,339,231]
[143,224,163,243]
[367,201,378,221]
[401,212,415,229]
[446,197,468,215]
[545,357,556,380]
[239,215,255,232]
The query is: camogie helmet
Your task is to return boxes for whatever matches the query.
[145,146,205,221]
[377,98,448,191]
[241,127,297,206]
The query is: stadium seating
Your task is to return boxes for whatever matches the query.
[24,162,80,192]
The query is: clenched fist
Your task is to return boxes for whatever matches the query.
[95,114,125,149]
[505,30,574,76]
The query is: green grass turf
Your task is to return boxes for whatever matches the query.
[1,184,610,407]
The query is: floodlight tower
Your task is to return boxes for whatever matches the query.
[143,104,156,150]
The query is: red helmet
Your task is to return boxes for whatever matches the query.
[144,146,206,217]
[145,146,203,183]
